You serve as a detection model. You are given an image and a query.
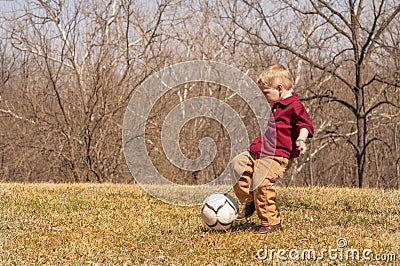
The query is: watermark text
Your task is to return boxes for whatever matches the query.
[257,238,397,263]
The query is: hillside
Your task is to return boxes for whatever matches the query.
[1,183,399,265]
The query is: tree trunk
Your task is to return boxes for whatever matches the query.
[355,85,367,188]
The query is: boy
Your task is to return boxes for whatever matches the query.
[232,64,314,234]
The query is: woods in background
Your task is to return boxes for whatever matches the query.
[0,0,399,188]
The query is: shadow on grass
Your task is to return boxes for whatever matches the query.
[198,221,259,233]
[231,220,259,232]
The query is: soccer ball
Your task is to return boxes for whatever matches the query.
[201,192,239,231]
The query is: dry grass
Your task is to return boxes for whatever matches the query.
[0,183,399,265]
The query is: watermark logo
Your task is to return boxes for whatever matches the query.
[122,60,273,206]
[336,237,347,248]
[257,238,397,263]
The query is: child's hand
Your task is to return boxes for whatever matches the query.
[295,139,307,154]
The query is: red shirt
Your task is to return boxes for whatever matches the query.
[248,94,314,158]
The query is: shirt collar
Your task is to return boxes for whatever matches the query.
[274,93,299,107]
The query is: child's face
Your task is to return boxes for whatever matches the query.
[258,82,281,104]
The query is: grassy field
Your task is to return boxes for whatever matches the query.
[0,183,399,265]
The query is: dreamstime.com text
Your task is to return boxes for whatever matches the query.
[257,238,397,263]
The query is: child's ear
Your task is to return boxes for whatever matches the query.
[277,84,284,91]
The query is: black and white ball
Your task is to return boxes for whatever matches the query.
[201,192,239,231]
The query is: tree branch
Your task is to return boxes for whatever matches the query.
[365,100,399,118]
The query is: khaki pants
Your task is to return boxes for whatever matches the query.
[232,151,288,226]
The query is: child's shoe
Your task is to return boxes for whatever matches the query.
[236,201,255,220]
[255,223,283,234]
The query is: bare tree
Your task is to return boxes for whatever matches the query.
[217,0,400,187]
[1,0,399,188]
[0,0,176,182]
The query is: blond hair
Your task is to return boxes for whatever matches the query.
[257,64,293,91]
